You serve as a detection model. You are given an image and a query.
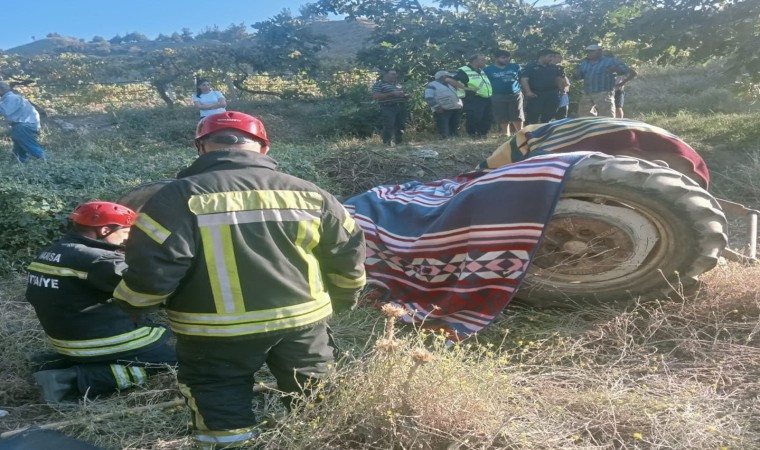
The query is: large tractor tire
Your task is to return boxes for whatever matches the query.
[515,153,727,307]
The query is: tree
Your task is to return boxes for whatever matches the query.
[566,0,760,80]
[222,23,250,41]
[181,28,195,42]
[197,26,224,41]
[123,32,149,43]
[310,0,581,79]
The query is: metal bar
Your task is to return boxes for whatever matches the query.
[749,213,757,260]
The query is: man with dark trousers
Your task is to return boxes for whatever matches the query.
[372,69,408,146]
[453,54,494,137]
[520,49,569,124]
[114,111,366,449]
[26,201,176,403]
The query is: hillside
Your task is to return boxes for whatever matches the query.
[3,19,375,63]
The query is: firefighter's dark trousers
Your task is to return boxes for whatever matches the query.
[176,322,335,449]
[35,328,177,397]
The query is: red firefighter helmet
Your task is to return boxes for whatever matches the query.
[70,201,137,227]
[195,111,270,153]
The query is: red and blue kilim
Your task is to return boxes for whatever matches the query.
[344,152,594,339]
[483,117,710,188]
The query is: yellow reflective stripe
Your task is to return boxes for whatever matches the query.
[168,296,332,324]
[197,209,320,226]
[27,262,87,279]
[194,428,258,445]
[134,213,171,244]
[129,366,147,386]
[220,225,245,313]
[199,225,225,313]
[295,219,326,301]
[327,272,367,289]
[49,327,166,357]
[200,224,245,313]
[179,383,211,433]
[114,280,170,307]
[111,364,130,389]
[188,190,323,214]
[169,301,333,337]
[341,208,356,234]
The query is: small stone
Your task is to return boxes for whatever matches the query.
[414,149,439,159]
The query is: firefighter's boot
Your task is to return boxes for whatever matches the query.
[33,367,79,403]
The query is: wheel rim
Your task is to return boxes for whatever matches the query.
[528,195,672,288]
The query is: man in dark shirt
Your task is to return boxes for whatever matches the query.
[371,69,408,147]
[520,49,569,125]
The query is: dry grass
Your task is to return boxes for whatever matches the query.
[2,263,759,449]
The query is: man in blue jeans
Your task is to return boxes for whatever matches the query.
[0,81,47,163]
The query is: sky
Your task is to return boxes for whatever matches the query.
[0,0,315,50]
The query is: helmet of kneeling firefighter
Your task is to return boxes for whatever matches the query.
[195,111,270,154]
[70,201,137,228]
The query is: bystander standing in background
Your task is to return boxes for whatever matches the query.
[575,44,634,117]
[453,55,493,138]
[520,49,568,124]
[372,69,408,147]
[424,71,465,139]
[614,66,637,118]
[0,81,47,163]
[550,51,571,120]
[192,78,227,119]
[484,50,524,136]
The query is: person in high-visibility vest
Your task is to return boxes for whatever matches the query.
[453,54,494,137]
[113,111,366,449]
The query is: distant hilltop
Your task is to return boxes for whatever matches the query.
[3,19,375,63]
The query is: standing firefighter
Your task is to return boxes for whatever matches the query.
[113,111,366,449]
[25,201,176,403]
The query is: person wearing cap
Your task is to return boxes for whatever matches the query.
[484,50,524,136]
[520,49,569,125]
[0,81,47,163]
[372,69,408,146]
[113,111,366,448]
[25,201,176,403]
[192,78,227,119]
[453,54,494,138]
[575,44,635,117]
[424,71,465,139]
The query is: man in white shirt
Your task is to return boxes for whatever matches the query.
[0,81,47,163]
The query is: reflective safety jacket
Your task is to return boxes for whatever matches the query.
[458,65,493,98]
[114,150,366,341]
[25,234,168,361]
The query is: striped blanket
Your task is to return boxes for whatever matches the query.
[344,152,593,339]
[482,117,710,187]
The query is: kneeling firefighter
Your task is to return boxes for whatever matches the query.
[25,201,177,403]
